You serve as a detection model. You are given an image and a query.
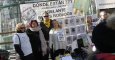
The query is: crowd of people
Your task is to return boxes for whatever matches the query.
[88,11,115,60]
[12,11,68,60]
[12,10,115,60]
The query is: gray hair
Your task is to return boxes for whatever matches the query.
[106,13,115,30]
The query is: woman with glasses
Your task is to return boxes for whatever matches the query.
[12,23,34,60]
[26,20,47,60]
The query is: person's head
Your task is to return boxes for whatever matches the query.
[16,23,26,32]
[87,16,92,24]
[52,19,61,29]
[29,20,39,28]
[99,11,108,20]
[43,11,50,21]
[106,13,115,30]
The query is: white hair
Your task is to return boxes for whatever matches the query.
[100,11,106,16]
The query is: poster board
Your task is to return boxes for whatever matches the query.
[57,16,90,51]
[95,0,115,9]
[20,0,74,22]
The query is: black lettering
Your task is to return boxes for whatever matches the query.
[58,0,64,4]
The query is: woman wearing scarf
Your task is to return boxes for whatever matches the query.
[40,11,53,60]
[26,20,47,60]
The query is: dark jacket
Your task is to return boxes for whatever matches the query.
[40,20,53,41]
[92,21,115,53]
[26,29,42,59]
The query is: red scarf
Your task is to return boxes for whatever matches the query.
[96,53,115,60]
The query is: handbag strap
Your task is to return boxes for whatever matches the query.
[15,34,21,47]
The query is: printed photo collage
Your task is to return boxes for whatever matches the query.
[57,16,87,45]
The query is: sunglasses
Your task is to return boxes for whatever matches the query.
[44,16,49,17]
[20,27,25,29]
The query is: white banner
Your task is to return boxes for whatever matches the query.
[95,0,115,9]
[20,0,74,22]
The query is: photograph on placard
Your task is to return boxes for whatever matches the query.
[81,17,85,24]
[64,19,69,27]
[75,18,81,25]
[66,36,73,44]
[57,29,65,41]
[76,26,81,34]
[70,18,75,26]
[22,7,36,21]
[70,27,77,35]
[65,28,70,36]
[80,25,86,33]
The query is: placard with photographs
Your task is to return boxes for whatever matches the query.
[79,24,86,33]
[75,17,81,25]
[55,16,88,52]
[76,25,86,34]
[69,17,76,26]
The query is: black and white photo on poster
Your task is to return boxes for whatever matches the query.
[65,28,70,35]
[80,25,86,33]
[64,19,70,27]
[76,26,81,34]
[66,36,73,44]
[76,25,86,34]
[70,18,75,26]
[80,17,85,24]
[70,27,76,35]
[75,18,81,25]
[57,29,65,41]
[22,7,37,21]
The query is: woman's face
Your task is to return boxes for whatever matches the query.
[19,25,26,32]
[31,22,38,28]
[53,21,59,28]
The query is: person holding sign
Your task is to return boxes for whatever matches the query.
[49,20,67,60]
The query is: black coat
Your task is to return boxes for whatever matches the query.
[26,29,42,59]
[92,22,115,53]
[40,20,53,41]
